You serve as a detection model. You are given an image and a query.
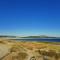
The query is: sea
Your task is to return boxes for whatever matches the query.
[13,38,60,42]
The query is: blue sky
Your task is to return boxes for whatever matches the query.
[0,0,60,36]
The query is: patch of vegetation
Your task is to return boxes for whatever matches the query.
[10,45,21,52]
[0,41,5,44]
[37,49,60,60]
[12,52,28,60]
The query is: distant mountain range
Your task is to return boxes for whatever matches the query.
[0,35,16,38]
[21,35,59,38]
[0,35,59,38]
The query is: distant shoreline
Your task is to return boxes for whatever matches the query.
[6,38,60,43]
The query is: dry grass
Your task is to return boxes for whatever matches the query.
[0,39,60,60]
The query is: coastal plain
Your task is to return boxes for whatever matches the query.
[0,38,60,60]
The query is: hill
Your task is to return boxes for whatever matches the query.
[21,35,57,38]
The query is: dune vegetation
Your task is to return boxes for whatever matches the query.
[0,38,60,60]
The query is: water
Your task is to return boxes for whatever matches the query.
[14,38,60,42]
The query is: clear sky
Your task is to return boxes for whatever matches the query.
[0,0,60,37]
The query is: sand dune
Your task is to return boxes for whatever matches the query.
[0,38,60,60]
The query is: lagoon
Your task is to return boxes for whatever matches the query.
[12,38,60,42]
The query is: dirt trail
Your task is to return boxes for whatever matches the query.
[0,44,11,59]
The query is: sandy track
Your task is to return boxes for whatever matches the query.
[0,44,10,59]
